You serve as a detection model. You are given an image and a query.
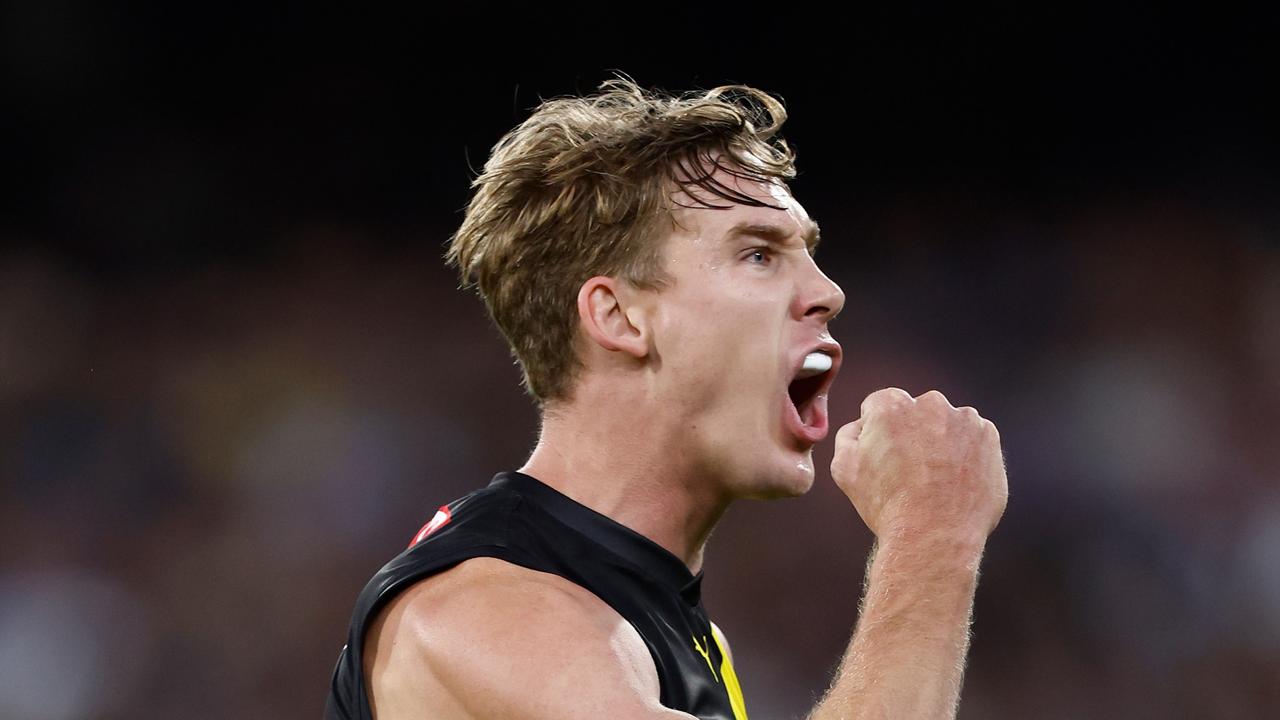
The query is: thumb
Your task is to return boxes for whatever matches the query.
[837,417,864,444]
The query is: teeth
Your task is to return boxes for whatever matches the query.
[796,352,832,379]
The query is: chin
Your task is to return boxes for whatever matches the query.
[736,449,817,500]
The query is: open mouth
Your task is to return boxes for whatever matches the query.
[788,372,827,426]
[784,350,837,445]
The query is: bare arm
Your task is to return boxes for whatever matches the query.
[808,388,1008,720]
[808,536,983,719]
[364,557,698,720]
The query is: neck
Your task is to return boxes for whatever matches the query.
[518,381,730,574]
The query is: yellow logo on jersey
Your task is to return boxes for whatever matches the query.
[692,628,749,720]
[691,634,719,682]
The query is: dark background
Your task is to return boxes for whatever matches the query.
[1,3,1277,718]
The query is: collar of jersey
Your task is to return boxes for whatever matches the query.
[490,471,704,606]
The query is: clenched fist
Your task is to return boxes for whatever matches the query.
[832,388,1008,544]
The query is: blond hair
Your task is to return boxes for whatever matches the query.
[447,75,797,403]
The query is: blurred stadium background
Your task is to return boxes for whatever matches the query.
[1,4,1277,719]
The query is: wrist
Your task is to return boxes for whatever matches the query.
[874,522,987,576]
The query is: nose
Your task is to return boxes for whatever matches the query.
[796,259,845,323]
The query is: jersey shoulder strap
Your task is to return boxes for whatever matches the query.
[325,483,527,720]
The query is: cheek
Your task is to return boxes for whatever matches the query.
[653,289,736,360]
[651,285,781,404]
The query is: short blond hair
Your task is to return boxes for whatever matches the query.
[447,75,797,403]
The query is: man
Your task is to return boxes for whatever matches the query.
[326,77,1008,720]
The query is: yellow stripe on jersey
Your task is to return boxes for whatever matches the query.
[710,624,749,720]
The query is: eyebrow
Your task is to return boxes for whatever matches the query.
[725,220,822,254]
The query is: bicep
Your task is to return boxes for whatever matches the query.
[365,557,697,720]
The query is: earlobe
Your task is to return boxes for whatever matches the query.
[577,276,648,359]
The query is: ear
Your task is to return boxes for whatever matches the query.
[577,276,649,359]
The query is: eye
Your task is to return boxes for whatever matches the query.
[744,248,771,265]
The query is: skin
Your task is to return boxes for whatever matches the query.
[364,163,1009,719]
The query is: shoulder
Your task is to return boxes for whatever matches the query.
[363,556,691,720]
[710,621,734,664]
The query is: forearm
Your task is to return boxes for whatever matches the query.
[807,530,985,720]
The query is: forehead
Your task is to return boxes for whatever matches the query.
[667,163,820,251]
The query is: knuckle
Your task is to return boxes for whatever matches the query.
[918,389,951,407]
[880,387,914,403]
[863,387,913,413]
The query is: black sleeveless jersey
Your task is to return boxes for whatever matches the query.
[325,471,749,720]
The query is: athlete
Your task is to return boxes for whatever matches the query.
[326,77,1008,720]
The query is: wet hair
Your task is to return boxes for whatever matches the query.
[447,74,796,403]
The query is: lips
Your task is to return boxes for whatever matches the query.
[783,389,829,446]
[782,340,841,447]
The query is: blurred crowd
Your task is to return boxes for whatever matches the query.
[2,5,1278,716]
[1,194,1275,718]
